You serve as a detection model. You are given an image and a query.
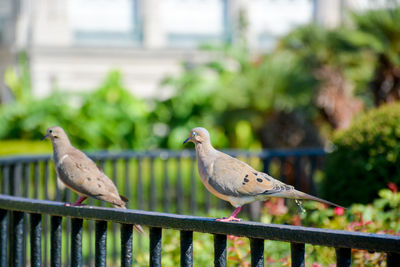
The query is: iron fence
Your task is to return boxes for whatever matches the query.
[0,149,325,216]
[0,148,326,266]
[0,194,399,267]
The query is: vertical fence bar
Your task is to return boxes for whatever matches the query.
[250,238,264,267]
[308,156,318,195]
[87,221,94,267]
[23,163,30,198]
[189,157,197,215]
[121,224,133,267]
[30,213,42,267]
[44,160,52,266]
[33,162,39,199]
[12,163,22,196]
[176,156,184,214]
[124,159,131,209]
[149,227,162,267]
[180,231,193,267]
[11,211,24,267]
[149,157,156,211]
[50,216,62,267]
[213,234,226,267]
[162,158,170,213]
[43,215,49,267]
[22,163,30,267]
[291,242,305,267]
[204,188,211,214]
[279,157,287,184]
[65,219,70,267]
[44,160,49,199]
[336,247,351,267]
[71,218,83,267]
[2,165,9,194]
[111,160,118,264]
[294,157,302,191]
[0,209,7,267]
[262,154,271,174]
[55,170,62,202]
[387,252,400,267]
[137,157,144,210]
[95,221,107,267]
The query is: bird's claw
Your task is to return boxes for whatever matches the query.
[64,203,85,207]
[216,216,241,222]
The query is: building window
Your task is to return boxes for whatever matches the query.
[68,0,141,46]
[160,0,230,48]
[248,0,313,49]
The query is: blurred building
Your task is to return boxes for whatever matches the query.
[0,0,381,102]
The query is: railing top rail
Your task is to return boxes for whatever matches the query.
[0,194,398,253]
[0,148,326,164]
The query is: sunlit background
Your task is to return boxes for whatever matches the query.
[0,0,399,153]
[1,1,400,266]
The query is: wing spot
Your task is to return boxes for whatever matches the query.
[98,184,102,188]
[256,178,263,183]
[253,172,258,176]
[244,178,249,183]
[87,177,91,181]
[263,175,271,181]
[242,182,246,185]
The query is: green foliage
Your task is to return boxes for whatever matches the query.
[352,7,400,66]
[69,71,151,149]
[323,103,400,205]
[153,46,317,149]
[278,24,375,101]
[0,71,151,150]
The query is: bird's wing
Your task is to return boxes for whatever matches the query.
[58,148,126,207]
[211,152,293,197]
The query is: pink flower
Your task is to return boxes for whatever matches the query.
[311,262,322,267]
[334,207,345,216]
[388,182,398,193]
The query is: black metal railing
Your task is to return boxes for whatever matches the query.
[0,149,326,266]
[0,195,399,267]
[0,149,325,215]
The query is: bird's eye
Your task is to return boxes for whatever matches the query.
[192,132,197,137]
[49,130,53,134]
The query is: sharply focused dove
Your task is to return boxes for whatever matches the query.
[183,127,344,222]
[44,126,144,232]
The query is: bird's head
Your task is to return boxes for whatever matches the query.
[42,126,68,142]
[183,127,211,145]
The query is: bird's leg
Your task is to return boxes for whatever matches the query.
[216,206,242,222]
[65,196,87,207]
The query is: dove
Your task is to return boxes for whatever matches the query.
[183,127,344,222]
[43,126,144,233]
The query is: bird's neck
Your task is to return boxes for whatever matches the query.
[52,139,72,161]
[195,142,217,163]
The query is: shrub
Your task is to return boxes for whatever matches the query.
[323,103,400,205]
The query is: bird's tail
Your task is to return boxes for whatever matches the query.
[115,205,145,234]
[292,189,345,209]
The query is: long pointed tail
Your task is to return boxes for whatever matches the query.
[117,205,145,234]
[293,190,345,209]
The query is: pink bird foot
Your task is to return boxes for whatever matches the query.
[64,196,87,207]
[216,216,241,222]
[216,206,242,222]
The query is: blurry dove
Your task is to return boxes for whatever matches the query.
[183,127,343,222]
[43,126,144,232]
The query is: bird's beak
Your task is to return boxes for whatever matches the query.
[41,134,48,141]
[183,137,190,144]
